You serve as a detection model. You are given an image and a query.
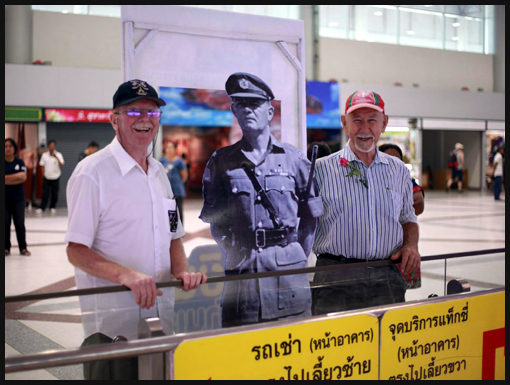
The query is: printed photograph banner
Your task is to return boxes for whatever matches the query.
[380,291,505,380]
[173,314,379,380]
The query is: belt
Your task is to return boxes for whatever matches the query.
[248,227,298,249]
[318,253,367,264]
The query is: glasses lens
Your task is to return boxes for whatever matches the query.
[147,109,161,118]
[126,109,142,117]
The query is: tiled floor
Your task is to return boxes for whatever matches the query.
[5,190,505,380]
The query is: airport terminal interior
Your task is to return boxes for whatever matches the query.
[5,5,505,380]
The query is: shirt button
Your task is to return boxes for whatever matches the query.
[257,221,263,228]
[256,170,262,176]
[281,186,285,191]
[258,248,263,253]
[232,186,238,193]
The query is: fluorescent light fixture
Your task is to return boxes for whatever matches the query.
[328,21,339,27]
[407,30,415,35]
[452,37,459,41]
[452,22,460,27]
[62,10,69,14]
[374,11,383,16]
[386,127,410,132]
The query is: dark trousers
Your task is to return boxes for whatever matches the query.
[81,333,138,380]
[494,176,502,200]
[40,178,59,210]
[312,254,406,316]
[5,199,27,252]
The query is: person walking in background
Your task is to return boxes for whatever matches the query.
[492,145,505,201]
[446,142,465,193]
[160,140,188,224]
[35,139,64,215]
[78,141,99,162]
[5,138,31,257]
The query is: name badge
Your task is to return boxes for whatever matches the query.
[163,198,178,233]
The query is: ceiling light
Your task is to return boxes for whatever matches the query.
[407,31,415,35]
[452,22,460,27]
[452,37,459,41]
[328,22,338,27]
[374,11,383,16]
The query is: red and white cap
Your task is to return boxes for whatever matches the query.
[345,91,385,115]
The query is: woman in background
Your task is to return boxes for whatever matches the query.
[5,138,31,256]
[160,140,188,224]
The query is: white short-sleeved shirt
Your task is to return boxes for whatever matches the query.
[39,151,65,180]
[493,152,503,177]
[65,137,185,340]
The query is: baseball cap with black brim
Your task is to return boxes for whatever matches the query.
[113,79,166,109]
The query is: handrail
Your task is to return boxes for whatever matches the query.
[5,287,505,374]
[4,248,505,303]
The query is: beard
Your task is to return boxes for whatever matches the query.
[354,136,375,153]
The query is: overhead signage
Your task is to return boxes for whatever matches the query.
[5,107,43,122]
[45,108,112,123]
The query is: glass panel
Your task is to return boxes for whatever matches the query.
[31,5,87,15]
[445,5,484,18]
[445,253,505,294]
[350,5,398,44]
[88,5,121,18]
[400,5,445,13]
[231,5,300,19]
[445,14,484,53]
[398,7,444,49]
[319,4,349,39]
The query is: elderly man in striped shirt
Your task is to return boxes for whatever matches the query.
[311,91,420,315]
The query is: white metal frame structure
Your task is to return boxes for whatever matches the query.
[121,5,307,151]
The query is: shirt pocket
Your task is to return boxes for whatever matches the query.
[228,178,253,229]
[264,175,298,224]
[162,198,178,233]
[387,190,403,220]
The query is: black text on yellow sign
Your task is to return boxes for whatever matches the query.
[173,314,379,380]
[380,291,505,380]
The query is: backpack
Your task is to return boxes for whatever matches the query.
[447,150,458,169]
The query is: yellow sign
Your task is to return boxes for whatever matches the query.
[380,291,505,380]
[173,314,379,380]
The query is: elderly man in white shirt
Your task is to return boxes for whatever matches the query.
[65,79,207,380]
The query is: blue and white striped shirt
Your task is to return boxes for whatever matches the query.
[313,141,417,260]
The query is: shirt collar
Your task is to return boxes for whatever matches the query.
[110,136,160,177]
[225,134,285,157]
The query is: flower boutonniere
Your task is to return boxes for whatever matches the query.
[340,157,368,189]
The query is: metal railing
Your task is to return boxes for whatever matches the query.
[5,248,505,375]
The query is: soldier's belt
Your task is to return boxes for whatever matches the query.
[253,227,298,248]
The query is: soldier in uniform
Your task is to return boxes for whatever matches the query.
[200,72,323,328]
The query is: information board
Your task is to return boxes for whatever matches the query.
[173,314,379,380]
[380,291,505,380]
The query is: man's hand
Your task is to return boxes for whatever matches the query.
[119,270,163,310]
[173,271,208,291]
[390,244,420,275]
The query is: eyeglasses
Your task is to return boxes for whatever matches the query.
[114,108,162,118]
